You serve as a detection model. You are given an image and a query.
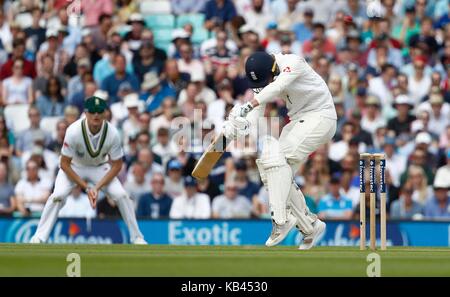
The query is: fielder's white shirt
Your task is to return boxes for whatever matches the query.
[61,119,124,166]
[253,53,337,121]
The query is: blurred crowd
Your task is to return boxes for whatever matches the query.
[0,0,449,221]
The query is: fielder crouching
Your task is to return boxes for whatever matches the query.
[223,52,337,249]
[30,96,146,244]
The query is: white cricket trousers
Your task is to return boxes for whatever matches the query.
[280,112,336,232]
[32,163,144,243]
[279,112,337,171]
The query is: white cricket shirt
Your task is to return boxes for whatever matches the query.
[61,119,124,166]
[254,53,337,121]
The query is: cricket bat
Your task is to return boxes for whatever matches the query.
[191,133,229,180]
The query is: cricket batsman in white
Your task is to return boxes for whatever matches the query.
[30,96,147,244]
[223,52,337,249]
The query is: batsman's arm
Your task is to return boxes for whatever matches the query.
[252,59,302,106]
[93,158,123,191]
[60,155,89,190]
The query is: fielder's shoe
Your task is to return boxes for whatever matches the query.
[29,236,43,244]
[132,237,148,245]
[298,219,326,250]
[265,214,297,247]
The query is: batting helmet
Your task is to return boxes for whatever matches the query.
[245,51,279,89]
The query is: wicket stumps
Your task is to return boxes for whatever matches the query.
[359,153,387,251]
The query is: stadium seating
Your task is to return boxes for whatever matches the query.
[144,14,175,30]
[176,13,205,29]
[140,0,172,15]
[153,28,175,44]
[3,104,30,134]
[191,27,210,44]
[41,116,63,139]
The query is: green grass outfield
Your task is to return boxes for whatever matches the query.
[0,244,449,277]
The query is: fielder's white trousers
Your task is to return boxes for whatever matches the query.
[32,163,144,243]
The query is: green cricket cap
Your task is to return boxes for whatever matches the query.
[84,96,107,113]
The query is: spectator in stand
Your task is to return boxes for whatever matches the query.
[24,7,46,59]
[152,128,177,168]
[14,159,50,216]
[417,93,450,137]
[151,97,176,135]
[212,181,252,218]
[233,160,259,201]
[201,29,238,69]
[391,5,420,49]
[317,175,353,220]
[15,106,51,156]
[171,0,208,15]
[204,0,237,31]
[1,58,34,105]
[36,76,66,117]
[424,173,450,219]
[170,176,211,219]
[165,159,185,199]
[361,95,386,134]
[435,149,450,183]
[137,173,173,218]
[124,162,152,209]
[64,43,90,77]
[81,0,114,28]
[67,58,91,103]
[132,41,165,83]
[124,13,146,52]
[408,55,432,105]
[409,17,438,56]
[90,13,113,53]
[127,148,163,185]
[0,38,36,79]
[177,42,205,80]
[404,165,434,206]
[140,72,176,112]
[0,9,13,53]
[303,23,337,61]
[293,8,314,43]
[101,53,139,104]
[162,59,190,97]
[275,0,302,30]
[387,94,416,137]
[390,181,424,220]
[59,186,96,218]
[34,54,67,99]
[0,162,15,216]
[47,119,68,154]
[36,28,70,77]
[111,92,141,129]
[368,63,397,115]
[240,0,274,39]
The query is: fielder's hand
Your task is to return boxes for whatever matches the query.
[87,187,98,209]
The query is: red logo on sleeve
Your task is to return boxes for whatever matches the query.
[63,142,70,148]
[283,66,291,72]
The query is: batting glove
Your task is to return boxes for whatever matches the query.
[230,102,254,118]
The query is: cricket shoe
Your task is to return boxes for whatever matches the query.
[132,237,148,245]
[265,213,297,247]
[298,219,326,250]
[29,236,43,244]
